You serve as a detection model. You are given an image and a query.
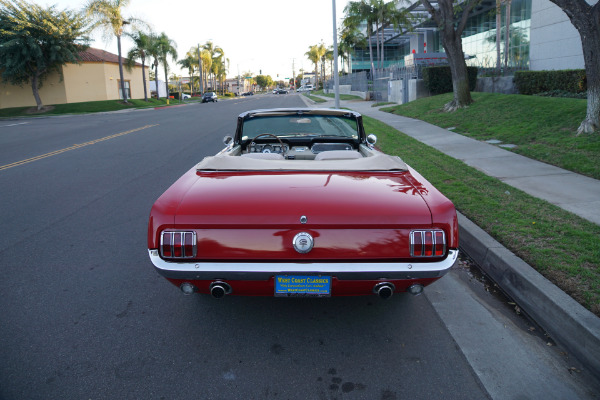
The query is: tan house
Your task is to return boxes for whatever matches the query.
[0,48,149,109]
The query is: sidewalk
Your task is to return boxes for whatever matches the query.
[301,93,600,378]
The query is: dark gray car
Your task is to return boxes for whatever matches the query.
[202,92,218,103]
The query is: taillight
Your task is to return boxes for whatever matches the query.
[160,231,197,259]
[410,230,446,257]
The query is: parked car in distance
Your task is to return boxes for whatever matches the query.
[201,92,218,103]
[297,85,314,92]
[240,92,254,96]
[148,108,459,299]
[181,93,191,99]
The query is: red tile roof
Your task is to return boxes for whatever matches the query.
[78,47,144,67]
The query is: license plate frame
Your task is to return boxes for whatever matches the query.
[274,275,331,297]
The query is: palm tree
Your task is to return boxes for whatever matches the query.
[203,41,224,91]
[178,48,198,95]
[305,45,320,88]
[146,33,161,99]
[84,0,146,103]
[376,0,410,68]
[156,32,177,99]
[200,50,212,92]
[125,30,151,101]
[344,0,377,78]
[339,25,366,74]
[305,42,327,89]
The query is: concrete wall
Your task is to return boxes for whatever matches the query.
[408,79,429,102]
[529,0,596,70]
[476,76,518,94]
[1,62,149,109]
[0,70,67,109]
[388,80,404,104]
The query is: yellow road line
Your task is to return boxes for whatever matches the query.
[0,124,158,171]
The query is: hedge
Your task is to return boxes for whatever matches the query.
[422,66,478,95]
[514,70,586,95]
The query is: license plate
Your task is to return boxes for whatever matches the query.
[275,275,331,297]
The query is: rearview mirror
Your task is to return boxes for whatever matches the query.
[367,134,377,146]
[223,135,233,146]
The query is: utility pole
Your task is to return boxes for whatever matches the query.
[292,59,295,89]
[332,0,340,108]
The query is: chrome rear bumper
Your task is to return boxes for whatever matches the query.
[148,249,458,281]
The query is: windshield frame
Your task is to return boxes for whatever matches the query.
[234,108,366,145]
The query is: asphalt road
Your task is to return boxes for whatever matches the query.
[1,94,598,400]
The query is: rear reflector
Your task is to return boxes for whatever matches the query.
[410,230,446,257]
[161,231,197,259]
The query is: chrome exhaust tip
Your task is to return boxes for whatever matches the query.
[374,283,395,299]
[210,281,232,299]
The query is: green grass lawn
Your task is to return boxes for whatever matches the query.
[303,93,327,103]
[312,89,363,101]
[363,115,600,316]
[0,97,191,118]
[381,92,600,179]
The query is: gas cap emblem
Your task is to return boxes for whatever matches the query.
[293,232,314,254]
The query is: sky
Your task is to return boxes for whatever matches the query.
[40,0,353,80]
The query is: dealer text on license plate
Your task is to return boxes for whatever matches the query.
[275,275,331,297]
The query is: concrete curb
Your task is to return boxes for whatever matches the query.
[458,212,600,377]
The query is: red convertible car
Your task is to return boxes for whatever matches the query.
[148,108,458,299]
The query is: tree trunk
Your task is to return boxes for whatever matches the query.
[443,32,473,111]
[375,26,381,69]
[31,72,43,111]
[577,24,600,134]
[141,57,148,102]
[367,33,375,80]
[496,0,502,73]
[504,0,512,69]
[117,35,128,103]
[548,0,599,133]
[163,65,169,99]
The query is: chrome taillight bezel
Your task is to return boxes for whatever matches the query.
[160,231,197,259]
[410,230,446,257]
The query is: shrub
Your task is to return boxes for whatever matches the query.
[514,70,586,95]
[422,66,478,95]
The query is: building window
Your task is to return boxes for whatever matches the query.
[117,80,131,99]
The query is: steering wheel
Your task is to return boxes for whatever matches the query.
[250,133,287,157]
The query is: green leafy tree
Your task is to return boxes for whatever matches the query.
[0,0,91,110]
[85,0,147,103]
[255,75,273,90]
[125,30,152,101]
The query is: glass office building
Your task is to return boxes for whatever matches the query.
[350,0,532,72]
